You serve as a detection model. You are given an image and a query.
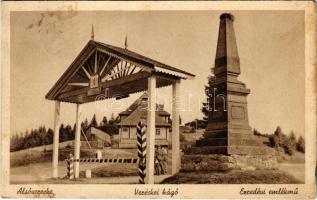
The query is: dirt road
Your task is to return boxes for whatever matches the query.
[10,158,305,184]
[10,162,170,184]
[278,163,305,183]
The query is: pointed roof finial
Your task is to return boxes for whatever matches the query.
[91,24,94,40]
[124,35,128,49]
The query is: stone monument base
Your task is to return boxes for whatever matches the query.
[181,154,278,172]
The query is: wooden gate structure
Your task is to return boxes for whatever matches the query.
[45,33,194,184]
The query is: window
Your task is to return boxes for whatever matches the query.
[121,127,129,139]
[156,128,160,136]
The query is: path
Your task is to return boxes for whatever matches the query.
[10,162,171,184]
[278,163,305,183]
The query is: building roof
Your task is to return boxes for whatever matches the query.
[119,92,171,127]
[119,92,148,116]
[94,41,195,77]
[119,92,170,116]
[45,39,195,104]
[88,127,111,143]
[93,124,119,135]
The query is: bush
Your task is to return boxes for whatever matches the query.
[180,134,186,142]
[274,126,283,138]
[280,135,294,156]
[269,127,302,155]
[284,142,294,156]
[189,128,196,133]
[269,135,279,148]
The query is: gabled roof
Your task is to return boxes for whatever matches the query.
[45,39,195,104]
[88,126,111,136]
[94,124,119,135]
[119,92,171,127]
[119,92,148,116]
[94,41,195,77]
[119,92,170,117]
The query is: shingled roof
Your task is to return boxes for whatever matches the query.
[119,92,171,117]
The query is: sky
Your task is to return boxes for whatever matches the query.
[10,10,305,137]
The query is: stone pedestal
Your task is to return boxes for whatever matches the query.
[181,154,278,172]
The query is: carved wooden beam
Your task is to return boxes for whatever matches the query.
[58,71,151,100]
[99,56,111,76]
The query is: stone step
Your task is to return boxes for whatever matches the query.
[184,146,275,156]
[203,130,227,138]
[181,154,236,172]
[196,138,228,146]
[196,137,264,146]
[185,146,228,155]
[203,131,257,140]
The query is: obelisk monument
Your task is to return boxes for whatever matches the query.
[182,13,277,171]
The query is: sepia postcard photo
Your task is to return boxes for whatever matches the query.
[1,1,316,199]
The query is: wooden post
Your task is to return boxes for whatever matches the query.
[145,75,156,184]
[52,101,61,178]
[74,104,82,178]
[172,80,180,174]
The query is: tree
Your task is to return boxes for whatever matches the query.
[81,118,89,131]
[46,128,54,145]
[269,135,279,148]
[10,125,58,152]
[101,116,108,125]
[296,136,305,153]
[65,124,73,140]
[202,75,213,120]
[253,129,260,136]
[72,124,76,140]
[274,126,283,138]
[289,131,297,149]
[109,113,115,125]
[283,138,294,156]
[10,134,20,151]
[284,143,294,155]
[59,123,66,142]
[90,114,98,127]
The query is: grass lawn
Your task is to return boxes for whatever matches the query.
[276,151,305,164]
[161,169,302,184]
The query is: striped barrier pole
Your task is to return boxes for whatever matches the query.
[71,158,138,163]
[65,156,139,179]
[137,121,147,184]
[67,153,74,179]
